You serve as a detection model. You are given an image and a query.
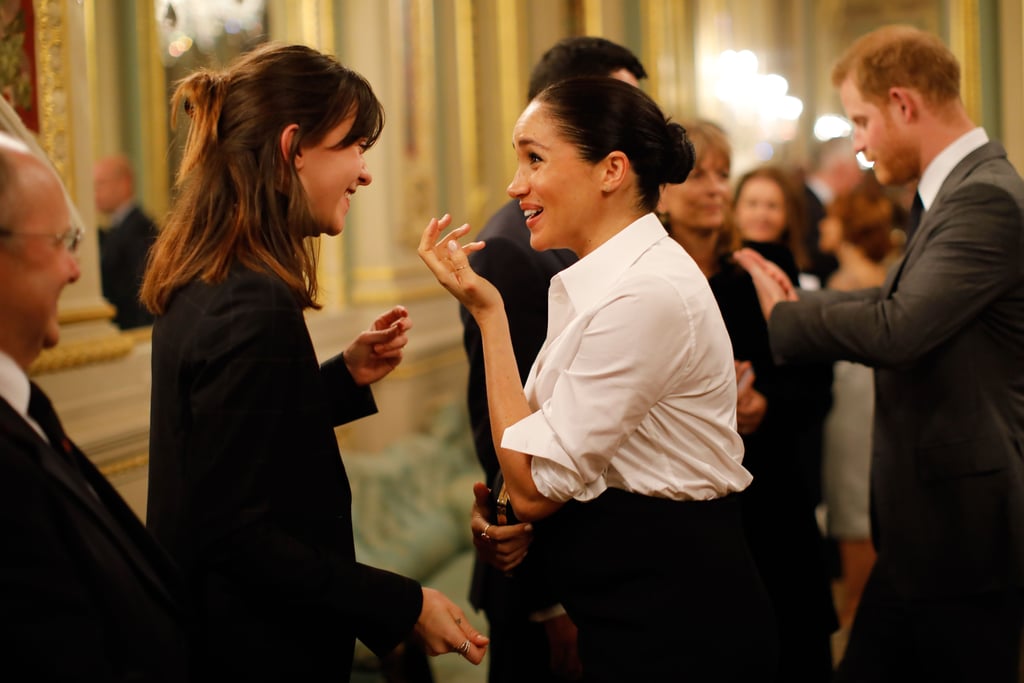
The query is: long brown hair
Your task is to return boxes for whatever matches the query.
[730,165,809,270]
[828,175,895,263]
[678,119,734,261]
[141,43,384,314]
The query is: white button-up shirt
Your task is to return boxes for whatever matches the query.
[0,349,47,441]
[502,213,751,503]
[917,127,988,210]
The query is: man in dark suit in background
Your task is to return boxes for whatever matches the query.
[736,25,1024,683]
[94,154,158,329]
[461,36,647,683]
[801,136,863,288]
[0,133,190,680]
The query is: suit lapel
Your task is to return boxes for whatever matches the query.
[883,141,1007,297]
[0,398,181,611]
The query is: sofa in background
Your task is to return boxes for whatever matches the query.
[347,399,489,683]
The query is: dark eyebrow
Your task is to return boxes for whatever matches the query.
[514,136,549,150]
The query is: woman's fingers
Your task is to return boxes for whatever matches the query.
[418,215,484,284]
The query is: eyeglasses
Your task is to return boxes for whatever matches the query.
[0,225,84,253]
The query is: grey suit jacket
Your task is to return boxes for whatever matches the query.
[768,140,1024,599]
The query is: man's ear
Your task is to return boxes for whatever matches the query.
[888,87,920,123]
[279,123,302,170]
[599,150,630,193]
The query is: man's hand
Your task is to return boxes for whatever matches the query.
[343,305,412,386]
[733,248,798,320]
[470,482,532,572]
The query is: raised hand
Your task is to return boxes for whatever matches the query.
[342,305,413,386]
[417,214,501,318]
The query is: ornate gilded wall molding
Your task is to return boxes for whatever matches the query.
[33,0,73,195]
[98,453,149,479]
[30,334,135,376]
[948,0,982,125]
[57,303,116,325]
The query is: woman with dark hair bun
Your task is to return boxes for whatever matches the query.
[142,43,487,682]
[420,78,778,681]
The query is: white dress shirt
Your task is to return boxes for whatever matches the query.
[0,350,47,441]
[502,213,751,503]
[917,127,989,210]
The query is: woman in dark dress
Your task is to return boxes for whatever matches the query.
[659,122,838,682]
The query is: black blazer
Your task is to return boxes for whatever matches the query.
[0,390,189,681]
[147,265,422,682]
[771,141,1024,599]
[99,205,158,329]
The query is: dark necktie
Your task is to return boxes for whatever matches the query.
[906,192,924,242]
[28,383,76,462]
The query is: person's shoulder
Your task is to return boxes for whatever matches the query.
[169,266,300,322]
[623,243,707,303]
[975,162,1024,203]
[123,205,158,231]
[158,267,307,359]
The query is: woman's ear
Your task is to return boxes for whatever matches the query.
[279,123,302,170]
[599,150,630,193]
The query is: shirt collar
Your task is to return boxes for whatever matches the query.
[554,213,668,314]
[918,127,988,210]
[0,349,30,419]
[108,201,135,227]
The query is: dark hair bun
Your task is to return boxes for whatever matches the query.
[662,122,696,185]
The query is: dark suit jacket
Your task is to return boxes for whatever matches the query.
[100,205,158,329]
[0,389,189,681]
[147,265,422,682]
[462,199,575,621]
[769,141,1024,599]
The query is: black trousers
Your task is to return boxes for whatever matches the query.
[836,567,1024,683]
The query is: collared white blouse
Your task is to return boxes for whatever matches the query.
[502,213,752,503]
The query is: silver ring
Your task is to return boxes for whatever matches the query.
[457,639,470,655]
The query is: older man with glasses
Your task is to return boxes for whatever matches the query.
[0,132,191,681]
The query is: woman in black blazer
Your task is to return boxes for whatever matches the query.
[141,44,486,682]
